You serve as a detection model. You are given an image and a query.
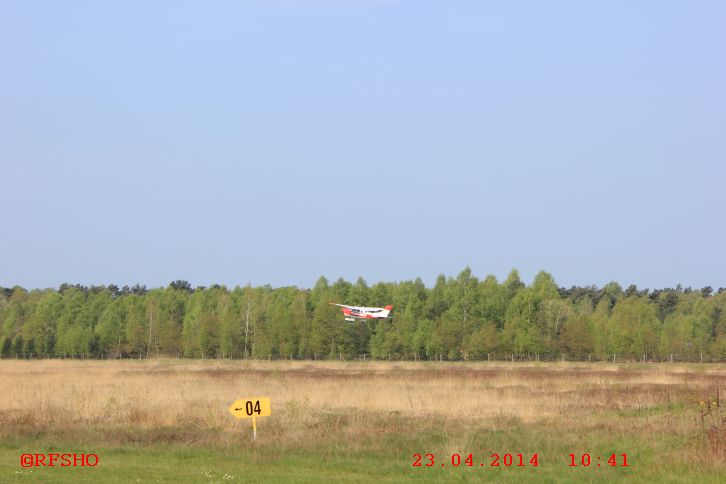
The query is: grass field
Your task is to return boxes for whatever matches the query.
[2,359,725,483]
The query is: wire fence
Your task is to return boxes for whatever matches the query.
[2,352,724,363]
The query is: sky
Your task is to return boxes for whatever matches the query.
[1,0,724,291]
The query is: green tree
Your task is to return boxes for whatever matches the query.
[424,274,449,320]
[464,322,498,359]
[125,295,148,356]
[23,290,61,357]
[503,269,525,300]
[96,297,127,357]
[219,286,245,359]
[610,297,658,358]
[55,288,89,357]
[349,277,370,306]
[479,275,508,329]
[559,315,594,355]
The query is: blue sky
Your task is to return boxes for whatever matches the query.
[1,0,724,290]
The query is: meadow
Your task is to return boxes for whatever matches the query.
[1,359,725,483]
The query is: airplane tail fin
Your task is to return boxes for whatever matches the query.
[382,305,393,317]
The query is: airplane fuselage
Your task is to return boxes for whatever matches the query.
[331,303,393,322]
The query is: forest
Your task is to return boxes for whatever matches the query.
[1,269,725,361]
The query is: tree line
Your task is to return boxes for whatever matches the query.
[1,269,725,361]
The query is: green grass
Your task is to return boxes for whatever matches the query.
[3,423,724,483]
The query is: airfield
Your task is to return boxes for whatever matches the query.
[2,360,725,483]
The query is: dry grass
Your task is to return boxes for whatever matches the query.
[1,360,725,451]
[3,360,725,482]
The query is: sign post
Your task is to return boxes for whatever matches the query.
[229,397,271,441]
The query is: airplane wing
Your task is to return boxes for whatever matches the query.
[329,303,353,309]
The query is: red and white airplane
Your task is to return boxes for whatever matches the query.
[330,303,394,322]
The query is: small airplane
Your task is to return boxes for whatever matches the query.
[330,303,394,322]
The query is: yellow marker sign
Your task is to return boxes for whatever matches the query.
[229,397,271,418]
[229,397,271,441]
